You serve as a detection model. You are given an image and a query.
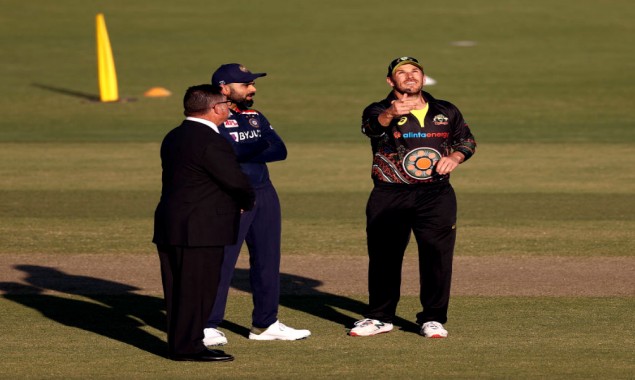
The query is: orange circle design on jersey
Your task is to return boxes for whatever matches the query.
[402,147,442,180]
[416,158,432,170]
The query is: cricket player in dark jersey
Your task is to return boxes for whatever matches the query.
[203,64,310,345]
[350,57,476,338]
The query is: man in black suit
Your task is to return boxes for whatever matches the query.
[153,84,255,362]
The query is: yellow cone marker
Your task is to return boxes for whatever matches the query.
[96,13,119,102]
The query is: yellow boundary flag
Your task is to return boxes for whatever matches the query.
[96,13,119,102]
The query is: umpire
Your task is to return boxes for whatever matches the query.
[153,85,255,361]
[350,57,476,339]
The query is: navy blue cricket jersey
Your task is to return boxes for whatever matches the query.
[217,108,287,187]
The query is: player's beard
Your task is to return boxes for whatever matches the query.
[228,89,255,110]
[235,99,254,109]
[396,82,423,95]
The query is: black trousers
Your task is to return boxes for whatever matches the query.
[365,181,457,325]
[157,245,223,356]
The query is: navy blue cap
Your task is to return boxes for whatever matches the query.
[211,63,267,86]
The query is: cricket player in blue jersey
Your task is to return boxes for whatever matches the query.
[203,63,311,345]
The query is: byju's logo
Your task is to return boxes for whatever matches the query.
[229,130,261,142]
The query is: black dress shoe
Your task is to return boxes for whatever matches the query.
[170,349,234,362]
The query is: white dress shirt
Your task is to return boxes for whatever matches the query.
[186,117,219,134]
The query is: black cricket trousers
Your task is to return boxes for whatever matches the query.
[364,180,457,325]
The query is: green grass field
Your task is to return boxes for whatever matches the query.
[1,0,633,378]
[1,295,633,379]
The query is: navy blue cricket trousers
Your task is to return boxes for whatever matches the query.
[206,181,281,329]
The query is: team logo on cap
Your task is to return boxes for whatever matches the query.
[239,65,249,73]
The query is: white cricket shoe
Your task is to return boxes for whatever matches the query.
[420,321,448,338]
[203,327,228,346]
[349,318,393,337]
[248,320,311,341]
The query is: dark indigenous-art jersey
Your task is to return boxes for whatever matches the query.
[217,108,287,187]
[361,91,476,184]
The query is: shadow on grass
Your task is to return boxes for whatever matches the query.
[0,265,166,357]
[0,264,420,354]
[32,83,100,101]
[31,83,137,103]
[223,268,420,334]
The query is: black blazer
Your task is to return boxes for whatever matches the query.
[153,120,255,247]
